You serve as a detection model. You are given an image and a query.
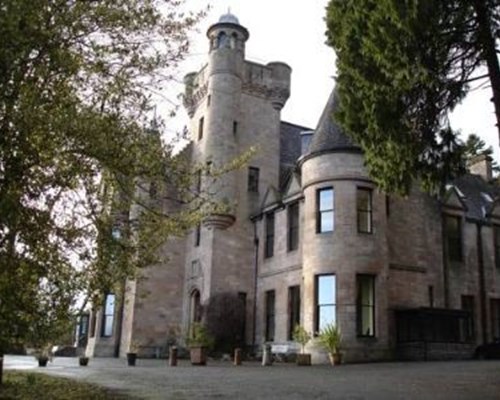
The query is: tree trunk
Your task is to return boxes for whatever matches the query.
[473,0,500,142]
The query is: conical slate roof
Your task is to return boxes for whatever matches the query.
[305,88,361,158]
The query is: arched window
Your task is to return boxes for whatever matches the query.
[216,31,229,48]
[189,289,202,324]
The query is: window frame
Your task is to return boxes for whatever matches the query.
[264,212,275,258]
[356,274,376,337]
[248,166,260,193]
[194,223,201,247]
[198,116,204,141]
[101,293,115,338]
[357,187,373,234]
[265,290,276,341]
[444,214,463,262]
[316,187,334,234]
[288,285,301,340]
[287,202,299,252]
[314,274,336,333]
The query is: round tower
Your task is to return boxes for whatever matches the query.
[299,88,390,362]
[190,13,250,229]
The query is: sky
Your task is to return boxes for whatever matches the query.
[170,0,499,160]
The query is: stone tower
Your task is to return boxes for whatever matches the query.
[182,12,291,341]
[299,89,390,361]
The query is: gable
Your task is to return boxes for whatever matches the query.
[442,186,467,211]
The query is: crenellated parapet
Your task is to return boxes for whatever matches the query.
[242,61,291,110]
[183,66,209,118]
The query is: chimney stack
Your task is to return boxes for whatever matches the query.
[467,154,493,181]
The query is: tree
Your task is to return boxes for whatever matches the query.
[0,0,209,367]
[326,0,500,194]
[204,292,246,354]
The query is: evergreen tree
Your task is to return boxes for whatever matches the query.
[326,0,500,194]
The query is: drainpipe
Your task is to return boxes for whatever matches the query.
[476,223,488,344]
[251,218,260,350]
[441,216,450,308]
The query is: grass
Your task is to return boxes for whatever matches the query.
[0,371,136,400]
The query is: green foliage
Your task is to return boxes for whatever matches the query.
[0,0,207,354]
[292,324,311,354]
[317,323,342,355]
[186,323,214,349]
[326,0,499,195]
[1,371,133,399]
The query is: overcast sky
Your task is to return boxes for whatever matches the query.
[172,0,499,160]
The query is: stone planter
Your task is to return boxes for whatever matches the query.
[189,346,207,366]
[296,353,312,366]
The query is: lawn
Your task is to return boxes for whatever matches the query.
[0,371,136,399]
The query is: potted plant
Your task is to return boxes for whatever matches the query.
[293,324,312,366]
[33,346,51,367]
[126,340,140,366]
[318,323,342,366]
[186,322,214,366]
[79,355,89,366]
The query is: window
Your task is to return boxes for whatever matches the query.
[317,187,334,233]
[494,226,500,269]
[195,170,201,194]
[238,292,247,343]
[428,285,434,308]
[248,167,259,193]
[288,286,301,340]
[287,202,299,251]
[265,290,275,341]
[315,274,336,332]
[194,224,201,247]
[198,116,204,140]
[357,188,373,233]
[233,121,238,135]
[216,31,229,48]
[207,94,211,107]
[101,293,115,337]
[491,299,500,339]
[189,289,202,325]
[264,212,275,258]
[461,295,475,341]
[444,215,462,262]
[357,275,375,337]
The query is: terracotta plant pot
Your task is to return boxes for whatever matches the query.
[296,353,312,366]
[328,352,342,366]
[126,352,137,366]
[190,346,207,366]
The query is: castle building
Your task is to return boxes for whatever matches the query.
[85,13,500,362]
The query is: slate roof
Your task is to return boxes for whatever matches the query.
[305,88,361,159]
[279,121,310,190]
[451,174,500,221]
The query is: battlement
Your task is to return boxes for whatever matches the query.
[183,59,291,116]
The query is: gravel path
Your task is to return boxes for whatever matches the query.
[4,356,500,399]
